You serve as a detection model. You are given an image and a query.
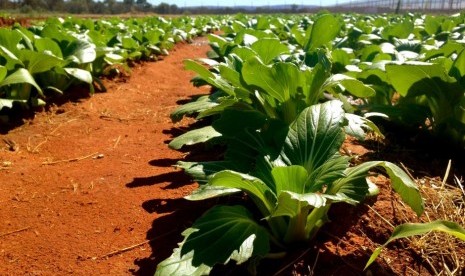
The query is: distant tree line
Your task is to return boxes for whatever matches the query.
[0,0,316,15]
[0,0,181,14]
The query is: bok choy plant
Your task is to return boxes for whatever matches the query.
[156,100,424,275]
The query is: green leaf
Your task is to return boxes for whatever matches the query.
[0,68,43,97]
[209,170,276,214]
[34,37,63,58]
[322,74,375,98]
[381,19,414,39]
[242,57,302,102]
[64,68,93,84]
[250,39,289,64]
[212,108,266,138]
[306,14,342,51]
[365,220,465,269]
[332,161,424,216]
[0,45,23,71]
[306,155,350,193]
[181,205,270,267]
[175,160,235,183]
[0,29,22,53]
[168,126,221,150]
[272,165,308,194]
[278,100,346,173]
[170,95,219,123]
[344,113,384,140]
[63,40,96,64]
[18,50,63,75]
[424,16,441,36]
[386,63,447,97]
[156,228,212,276]
[272,191,328,218]
[184,59,235,96]
[185,185,240,201]
[381,162,424,217]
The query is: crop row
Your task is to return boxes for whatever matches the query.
[161,12,465,274]
[0,15,220,122]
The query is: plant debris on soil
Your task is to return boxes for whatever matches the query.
[1,36,464,275]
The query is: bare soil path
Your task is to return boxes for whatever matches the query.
[0,37,211,275]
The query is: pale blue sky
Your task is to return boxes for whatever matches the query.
[147,0,348,7]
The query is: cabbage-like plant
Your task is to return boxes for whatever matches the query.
[156,100,424,275]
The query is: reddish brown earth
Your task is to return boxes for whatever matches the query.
[1,37,464,276]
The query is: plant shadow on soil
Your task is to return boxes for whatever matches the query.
[0,84,103,134]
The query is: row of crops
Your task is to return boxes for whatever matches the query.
[0,15,220,119]
[1,11,464,274]
[158,13,465,274]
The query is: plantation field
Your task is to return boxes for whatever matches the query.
[1,13,465,275]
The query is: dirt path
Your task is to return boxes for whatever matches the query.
[0,38,211,275]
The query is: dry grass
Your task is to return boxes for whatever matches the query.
[394,161,465,275]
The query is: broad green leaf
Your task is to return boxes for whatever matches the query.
[0,68,43,96]
[231,46,256,62]
[186,185,240,201]
[218,64,243,88]
[63,40,96,64]
[272,191,327,218]
[0,45,23,71]
[344,113,384,140]
[381,19,414,39]
[306,155,350,193]
[168,126,221,150]
[306,14,342,51]
[424,16,441,36]
[242,57,302,102]
[0,29,22,53]
[64,68,93,84]
[121,36,139,49]
[278,101,346,173]
[34,37,63,58]
[272,165,308,194]
[209,170,276,214]
[365,220,465,269]
[332,161,424,216]
[170,95,219,123]
[322,74,376,98]
[250,39,289,64]
[184,59,235,96]
[271,191,353,218]
[197,99,240,119]
[155,228,212,276]
[381,162,424,216]
[181,205,270,267]
[306,63,329,105]
[19,50,63,75]
[175,160,235,183]
[386,63,446,97]
[212,108,266,138]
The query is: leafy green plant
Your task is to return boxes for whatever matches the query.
[157,100,423,274]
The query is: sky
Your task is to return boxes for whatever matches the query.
[147,0,346,8]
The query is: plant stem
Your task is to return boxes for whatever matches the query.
[305,205,331,240]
